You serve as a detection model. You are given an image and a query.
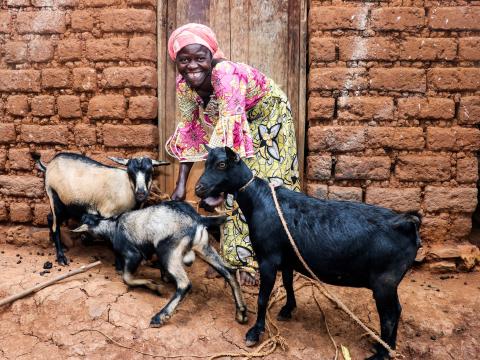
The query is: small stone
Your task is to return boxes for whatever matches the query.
[43,261,53,269]
[16,254,20,257]
[439,275,449,280]
[104,276,109,279]
[430,335,437,340]
[17,260,21,264]
[58,268,62,271]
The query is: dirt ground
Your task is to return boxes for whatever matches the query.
[0,242,478,360]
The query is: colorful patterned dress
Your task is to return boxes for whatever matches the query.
[166,61,300,274]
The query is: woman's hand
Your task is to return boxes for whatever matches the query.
[171,162,194,201]
[171,181,186,201]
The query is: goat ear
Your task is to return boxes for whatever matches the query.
[108,156,129,166]
[204,144,213,153]
[151,159,170,167]
[225,146,240,163]
[71,224,89,233]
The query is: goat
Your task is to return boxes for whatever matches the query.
[195,147,421,360]
[33,152,169,265]
[72,201,248,327]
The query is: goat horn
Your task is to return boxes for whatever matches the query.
[108,156,129,166]
[71,224,89,233]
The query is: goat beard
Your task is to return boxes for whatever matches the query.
[200,193,225,212]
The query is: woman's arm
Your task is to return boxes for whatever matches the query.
[171,162,194,200]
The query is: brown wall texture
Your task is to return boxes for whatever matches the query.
[306,0,480,266]
[0,0,159,243]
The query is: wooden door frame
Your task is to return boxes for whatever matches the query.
[156,0,307,194]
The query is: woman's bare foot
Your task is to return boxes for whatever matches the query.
[205,265,222,279]
[239,270,258,286]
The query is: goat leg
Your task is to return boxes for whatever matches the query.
[122,252,161,295]
[48,213,68,266]
[245,260,278,347]
[195,242,248,325]
[150,248,191,327]
[277,266,296,321]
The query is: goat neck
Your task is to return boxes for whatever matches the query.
[234,177,271,223]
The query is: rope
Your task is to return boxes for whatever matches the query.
[268,183,403,359]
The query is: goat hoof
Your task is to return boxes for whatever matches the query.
[150,313,169,328]
[277,306,295,321]
[245,327,263,347]
[235,308,248,324]
[57,255,69,266]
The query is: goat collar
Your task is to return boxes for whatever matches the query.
[238,176,255,192]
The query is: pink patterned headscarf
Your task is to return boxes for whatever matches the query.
[168,23,225,61]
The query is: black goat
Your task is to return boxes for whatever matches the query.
[72,201,248,327]
[33,152,169,265]
[195,147,421,360]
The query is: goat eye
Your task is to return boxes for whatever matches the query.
[217,162,226,170]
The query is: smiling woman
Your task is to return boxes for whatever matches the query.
[165,23,300,285]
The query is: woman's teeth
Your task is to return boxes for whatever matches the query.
[188,72,202,81]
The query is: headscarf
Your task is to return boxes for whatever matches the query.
[168,23,225,61]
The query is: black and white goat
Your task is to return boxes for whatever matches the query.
[72,201,248,327]
[33,152,169,265]
[195,147,421,360]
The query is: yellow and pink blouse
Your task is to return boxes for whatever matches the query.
[166,61,271,162]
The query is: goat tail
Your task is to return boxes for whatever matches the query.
[31,152,47,172]
[392,211,422,248]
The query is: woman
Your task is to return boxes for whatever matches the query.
[166,23,300,285]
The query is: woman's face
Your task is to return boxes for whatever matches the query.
[175,44,213,90]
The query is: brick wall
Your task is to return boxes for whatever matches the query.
[307,0,480,268]
[0,0,158,244]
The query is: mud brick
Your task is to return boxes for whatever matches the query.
[0,12,12,33]
[309,68,367,91]
[127,0,155,5]
[9,148,31,170]
[308,126,365,152]
[369,68,426,92]
[0,70,41,92]
[73,68,97,92]
[33,203,51,225]
[0,124,17,144]
[328,186,362,201]
[103,124,159,147]
[9,203,32,223]
[371,7,425,31]
[0,201,7,222]
[0,150,6,170]
[396,155,451,181]
[57,39,83,62]
[33,0,79,6]
[41,68,71,89]
[86,38,128,61]
[99,9,156,33]
[397,97,455,120]
[310,6,368,30]
[400,38,456,61]
[6,95,29,116]
[5,41,27,63]
[308,96,335,121]
[424,186,477,213]
[20,125,70,145]
[103,66,157,89]
[337,96,394,121]
[366,187,421,212]
[420,215,449,243]
[0,175,44,197]
[129,36,157,61]
[309,37,336,62]
[74,124,97,146]
[306,155,331,180]
[455,127,480,152]
[28,39,54,62]
[305,183,328,200]
[31,95,55,116]
[84,0,120,6]
[88,95,125,119]
[450,215,473,240]
[6,0,30,6]
[71,10,95,32]
[57,95,82,119]
[459,38,480,61]
[457,157,479,184]
[16,11,66,34]
[335,156,391,180]
[427,127,480,151]
[367,127,425,150]
[459,96,480,125]
[428,68,480,91]
[429,7,480,30]
[338,37,397,61]
[128,96,158,120]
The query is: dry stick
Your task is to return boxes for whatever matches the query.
[269,183,403,359]
[0,260,102,307]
